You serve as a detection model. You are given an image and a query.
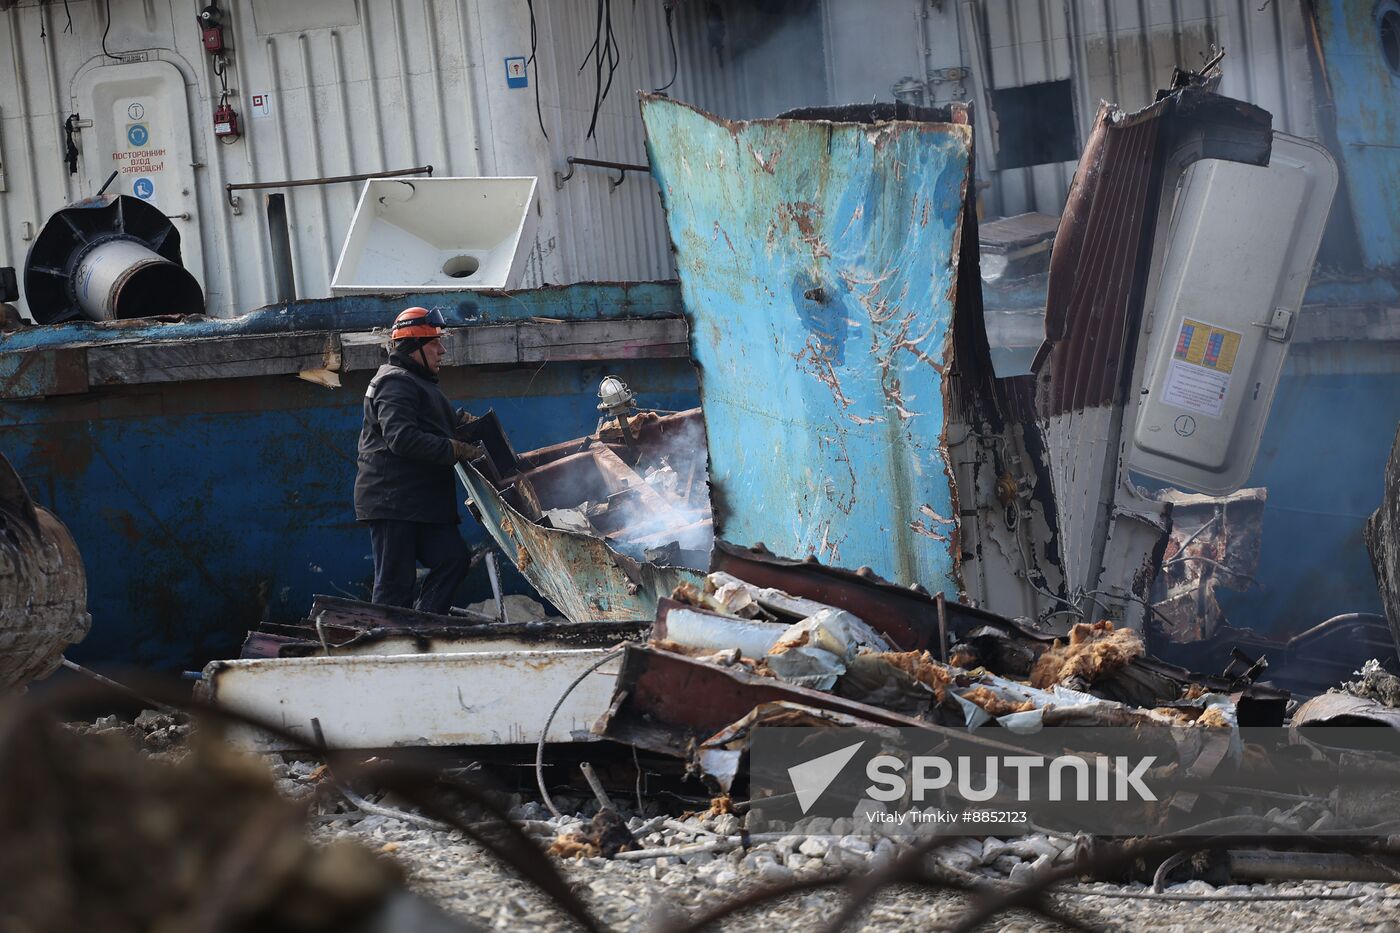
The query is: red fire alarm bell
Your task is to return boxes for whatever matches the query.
[213,103,240,140]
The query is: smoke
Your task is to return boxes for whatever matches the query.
[527,409,714,567]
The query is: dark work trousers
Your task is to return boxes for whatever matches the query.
[367,519,472,615]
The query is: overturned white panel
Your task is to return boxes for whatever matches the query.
[1129,135,1337,494]
[203,648,616,751]
[331,177,538,294]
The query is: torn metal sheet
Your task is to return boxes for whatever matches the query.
[202,648,621,751]
[710,540,1003,653]
[455,409,706,623]
[641,96,972,592]
[595,643,1022,760]
[596,644,932,757]
[0,452,90,691]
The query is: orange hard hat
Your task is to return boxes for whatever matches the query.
[391,306,447,340]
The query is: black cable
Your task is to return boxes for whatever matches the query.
[102,0,120,60]
[580,0,621,139]
[63,0,73,34]
[654,1,678,93]
[526,0,548,139]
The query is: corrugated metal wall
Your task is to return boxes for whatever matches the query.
[529,1,750,284]
[0,0,735,320]
[965,0,1318,217]
[1,0,497,318]
[0,0,1328,321]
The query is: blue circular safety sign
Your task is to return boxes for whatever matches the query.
[133,177,155,200]
[127,123,149,147]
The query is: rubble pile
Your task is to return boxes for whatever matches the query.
[635,569,1251,738]
[1334,658,1400,708]
[314,803,1400,932]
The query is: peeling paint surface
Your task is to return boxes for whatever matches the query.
[641,97,971,593]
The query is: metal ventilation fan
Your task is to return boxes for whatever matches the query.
[23,194,204,324]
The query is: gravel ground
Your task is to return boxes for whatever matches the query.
[63,711,1400,931]
[301,800,1400,932]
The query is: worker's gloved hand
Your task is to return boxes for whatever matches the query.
[450,439,484,463]
[456,409,479,428]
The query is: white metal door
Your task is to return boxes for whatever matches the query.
[74,60,206,287]
[1128,134,1338,494]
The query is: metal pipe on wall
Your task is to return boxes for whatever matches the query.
[72,239,204,321]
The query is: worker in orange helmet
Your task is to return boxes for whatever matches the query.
[353,307,483,613]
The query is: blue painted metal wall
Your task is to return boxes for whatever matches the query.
[641,97,972,594]
[1220,364,1400,633]
[0,284,698,671]
[1314,0,1400,270]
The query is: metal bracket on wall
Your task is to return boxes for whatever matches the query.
[224,164,434,214]
[553,156,651,192]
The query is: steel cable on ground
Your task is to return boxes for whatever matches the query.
[535,646,626,819]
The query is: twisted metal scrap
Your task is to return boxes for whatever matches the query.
[5,674,1400,933]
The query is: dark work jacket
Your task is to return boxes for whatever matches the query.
[354,352,460,524]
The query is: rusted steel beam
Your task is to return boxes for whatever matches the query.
[709,540,1010,652]
[593,643,1020,759]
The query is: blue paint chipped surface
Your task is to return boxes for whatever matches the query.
[641,98,971,593]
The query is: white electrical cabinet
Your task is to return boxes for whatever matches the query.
[1128,134,1338,494]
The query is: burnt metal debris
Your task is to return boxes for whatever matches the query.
[454,407,710,623]
[0,452,89,692]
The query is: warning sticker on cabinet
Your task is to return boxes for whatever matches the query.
[1161,318,1242,419]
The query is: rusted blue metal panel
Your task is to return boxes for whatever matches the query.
[1312,1,1400,269]
[455,461,703,623]
[641,97,972,593]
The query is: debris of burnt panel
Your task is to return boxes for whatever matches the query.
[1367,423,1400,654]
[454,406,712,623]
